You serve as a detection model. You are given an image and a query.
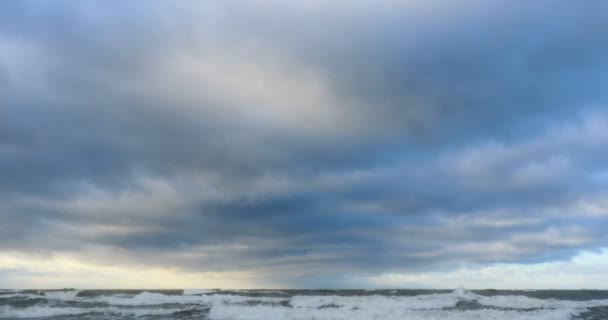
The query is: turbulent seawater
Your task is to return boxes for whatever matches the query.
[1,288,608,320]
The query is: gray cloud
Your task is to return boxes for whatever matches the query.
[1,0,608,287]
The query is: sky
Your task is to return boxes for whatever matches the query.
[1,0,608,289]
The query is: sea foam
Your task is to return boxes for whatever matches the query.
[1,288,607,319]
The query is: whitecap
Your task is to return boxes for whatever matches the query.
[208,303,577,320]
[0,305,193,318]
[94,291,202,306]
[43,290,80,301]
[183,288,213,295]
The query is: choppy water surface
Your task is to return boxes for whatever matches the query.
[1,288,608,319]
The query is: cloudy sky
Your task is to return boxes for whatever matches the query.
[1,0,608,289]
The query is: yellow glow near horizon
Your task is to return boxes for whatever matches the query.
[0,252,259,289]
[2,249,608,289]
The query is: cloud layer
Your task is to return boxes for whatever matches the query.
[1,0,608,288]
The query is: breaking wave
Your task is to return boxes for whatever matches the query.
[1,288,607,319]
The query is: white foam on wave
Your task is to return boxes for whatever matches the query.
[208,303,576,320]
[0,292,43,300]
[207,289,608,320]
[42,290,80,301]
[290,292,460,310]
[477,294,608,310]
[451,287,481,300]
[199,294,288,306]
[248,290,287,295]
[94,292,285,306]
[0,305,190,318]
[183,288,213,295]
[478,294,565,309]
[5,288,608,320]
[0,290,82,302]
[0,305,91,318]
[95,291,203,306]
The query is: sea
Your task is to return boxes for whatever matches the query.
[1,288,608,320]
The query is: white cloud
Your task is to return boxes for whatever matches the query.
[126,47,367,138]
[439,110,608,191]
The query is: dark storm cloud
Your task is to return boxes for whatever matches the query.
[1,0,608,286]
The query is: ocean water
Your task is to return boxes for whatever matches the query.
[1,288,608,320]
